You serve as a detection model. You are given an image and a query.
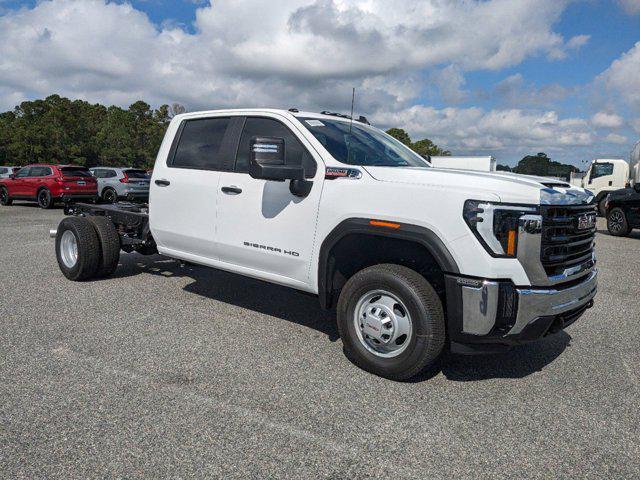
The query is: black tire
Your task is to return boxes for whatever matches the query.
[87,216,121,277]
[337,264,445,381]
[607,207,631,236]
[37,188,54,209]
[55,217,101,281]
[0,186,12,206]
[598,198,607,217]
[102,188,117,204]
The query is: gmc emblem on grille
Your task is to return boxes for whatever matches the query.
[577,213,595,230]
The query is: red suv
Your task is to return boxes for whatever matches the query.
[0,164,97,209]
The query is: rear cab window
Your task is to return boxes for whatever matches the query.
[170,117,234,171]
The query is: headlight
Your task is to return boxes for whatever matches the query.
[463,200,538,258]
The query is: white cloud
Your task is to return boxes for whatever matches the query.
[604,133,628,144]
[566,34,590,50]
[493,74,572,107]
[598,42,640,108]
[0,0,617,164]
[431,65,468,104]
[372,106,595,153]
[0,0,580,111]
[618,0,640,14]
[591,111,625,129]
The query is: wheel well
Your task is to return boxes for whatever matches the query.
[321,233,446,310]
[102,186,116,196]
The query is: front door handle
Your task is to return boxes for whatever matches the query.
[155,179,170,187]
[221,186,242,195]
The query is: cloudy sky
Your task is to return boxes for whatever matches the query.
[0,0,639,167]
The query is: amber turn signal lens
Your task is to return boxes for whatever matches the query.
[507,230,517,256]
[369,220,401,229]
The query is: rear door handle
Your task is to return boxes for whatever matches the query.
[222,186,242,195]
[155,179,170,187]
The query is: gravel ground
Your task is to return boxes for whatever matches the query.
[0,203,638,479]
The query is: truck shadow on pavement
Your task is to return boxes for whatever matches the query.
[111,253,572,382]
[110,253,340,341]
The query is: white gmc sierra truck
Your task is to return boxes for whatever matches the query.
[51,109,598,380]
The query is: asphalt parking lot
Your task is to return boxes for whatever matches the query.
[1,204,638,478]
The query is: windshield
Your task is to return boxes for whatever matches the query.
[299,117,429,168]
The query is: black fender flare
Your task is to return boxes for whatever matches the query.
[318,218,459,309]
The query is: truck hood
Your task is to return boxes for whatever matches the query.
[362,166,593,205]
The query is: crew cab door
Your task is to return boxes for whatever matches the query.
[215,115,323,287]
[150,115,242,260]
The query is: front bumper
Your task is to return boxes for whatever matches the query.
[446,269,597,354]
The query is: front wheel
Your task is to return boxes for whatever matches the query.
[0,186,12,206]
[607,207,631,236]
[337,264,445,381]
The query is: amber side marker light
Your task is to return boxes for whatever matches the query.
[369,220,401,229]
[507,230,517,256]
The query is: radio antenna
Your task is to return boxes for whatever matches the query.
[349,87,355,136]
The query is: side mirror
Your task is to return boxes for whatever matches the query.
[8,174,15,180]
[249,137,304,181]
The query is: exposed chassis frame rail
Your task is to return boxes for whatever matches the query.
[64,202,156,253]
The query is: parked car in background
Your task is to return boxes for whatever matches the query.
[89,167,150,203]
[0,164,97,209]
[0,166,20,178]
[605,184,640,236]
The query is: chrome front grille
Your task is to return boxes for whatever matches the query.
[540,204,597,276]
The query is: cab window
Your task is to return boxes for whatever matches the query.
[15,168,31,178]
[235,117,317,178]
[171,117,232,171]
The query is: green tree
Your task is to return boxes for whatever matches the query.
[412,138,451,157]
[385,128,412,146]
[0,94,173,170]
[385,128,451,158]
[513,152,578,180]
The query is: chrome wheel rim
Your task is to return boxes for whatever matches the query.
[38,190,49,207]
[60,230,78,268]
[609,211,624,233]
[353,290,413,358]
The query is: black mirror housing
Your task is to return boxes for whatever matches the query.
[249,137,305,181]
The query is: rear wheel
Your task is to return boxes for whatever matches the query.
[607,207,631,236]
[87,216,121,277]
[0,186,11,206]
[102,188,117,204]
[337,264,445,381]
[37,188,53,209]
[55,217,101,281]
